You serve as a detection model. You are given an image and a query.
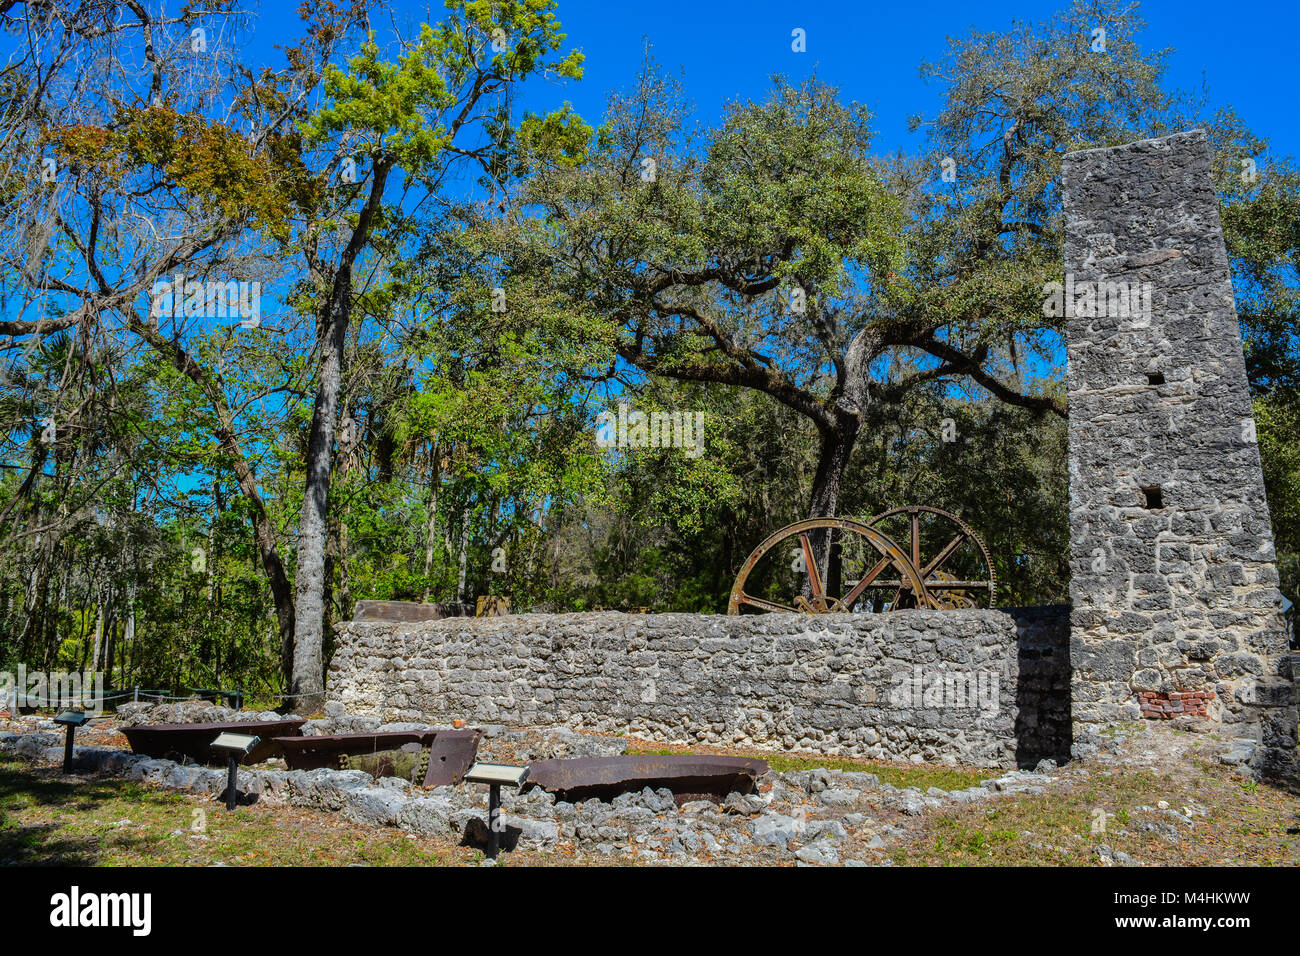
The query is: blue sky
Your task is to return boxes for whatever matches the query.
[247,0,1300,162]
[236,0,1295,398]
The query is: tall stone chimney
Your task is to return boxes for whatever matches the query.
[1063,129,1296,774]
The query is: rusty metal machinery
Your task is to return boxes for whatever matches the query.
[727,505,995,614]
[859,505,996,610]
[524,754,770,805]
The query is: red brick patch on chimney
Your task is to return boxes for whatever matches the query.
[1137,690,1214,719]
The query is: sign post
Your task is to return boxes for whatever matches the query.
[209,732,260,811]
[53,710,90,774]
[462,763,529,859]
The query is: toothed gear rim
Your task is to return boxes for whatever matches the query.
[726,517,929,614]
[864,505,997,609]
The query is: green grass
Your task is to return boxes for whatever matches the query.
[887,767,1300,866]
[928,815,1020,859]
[625,744,997,792]
[0,755,458,866]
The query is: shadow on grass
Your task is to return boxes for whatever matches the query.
[0,756,184,866]
[0,819,99,865]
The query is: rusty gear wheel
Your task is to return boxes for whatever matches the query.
[861,505,997,610]
[727,517,930,614]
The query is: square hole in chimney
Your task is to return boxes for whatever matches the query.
[1147,371,1165,386]
[1141,485,1164,509]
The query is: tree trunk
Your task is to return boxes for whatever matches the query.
[807,426,857,519]
[289,160,391,715]
[334,518,350,617]
[455,514,470,604]
[290,295,349,714]
[19,536,53,664]
[422,445,441,601]
[90,601,103,674]
[805,416,861,598]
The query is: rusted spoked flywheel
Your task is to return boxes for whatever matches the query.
[727,517,931,614]
[861,505,997,610]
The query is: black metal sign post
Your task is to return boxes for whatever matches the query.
[487,783,502,858]
[462,763,530,860]
[224,755,238,811]
[53,711,90,774]
[209,732,260,811]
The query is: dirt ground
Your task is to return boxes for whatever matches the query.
[2,715,1297,866]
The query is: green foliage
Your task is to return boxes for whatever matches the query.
[1,0,1296,699]
[303,0,583,171]
[1257,392,1300,605]
[701,76,904,288]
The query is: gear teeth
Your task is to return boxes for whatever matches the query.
[863,505,996,610]
[728,508,995,614]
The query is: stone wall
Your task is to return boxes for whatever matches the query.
[328,130,1298,776]
[1063,130,1297,773]
[328,608,1071,769]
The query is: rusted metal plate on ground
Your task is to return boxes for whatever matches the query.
[523,754,769,804]
[274,731,441,771]
[475,595,511,617]
[353,600,471,623]
[423,729,482,787]
[122,719,305,764]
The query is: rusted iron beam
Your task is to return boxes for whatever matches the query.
[423,729,483,787]
[523,754,769,805]
[121,719,304,764]
[274,731,441,771]
[353,600,472,623]
[475,595,511,617]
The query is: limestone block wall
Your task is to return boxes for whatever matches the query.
[1063,130,1297,773]
[328,608,1071,769]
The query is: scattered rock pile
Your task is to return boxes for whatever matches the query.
[0,713,1267,866]
[115,700,300,727]
[0,714,1060,865]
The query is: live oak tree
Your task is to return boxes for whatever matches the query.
[508,2,1294,592]
[505,63,1063,588]
[505,70,900,561]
